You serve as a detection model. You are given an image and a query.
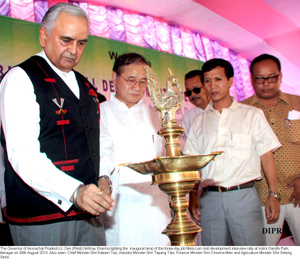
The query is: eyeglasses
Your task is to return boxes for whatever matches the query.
[253,74,279,84]
[119,74,148,88]
[184,86,203,97]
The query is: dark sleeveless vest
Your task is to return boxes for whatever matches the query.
[1,56,100,224]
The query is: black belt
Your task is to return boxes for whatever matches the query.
[203,181,255,193]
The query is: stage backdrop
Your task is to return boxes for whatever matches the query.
[0,15,204,134]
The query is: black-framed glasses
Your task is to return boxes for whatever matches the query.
[184,86,203,97]
[253,74,279,84]
[119,74,148,88]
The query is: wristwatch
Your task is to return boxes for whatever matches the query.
[99,175,113,194]
[268,190,281,202]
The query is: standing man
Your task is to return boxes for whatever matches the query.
[182,70,210,138]
[242,54,300,245]
[0,3,114,246]
[184,58,281,246]
[100,53,171,246]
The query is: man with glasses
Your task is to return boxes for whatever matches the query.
[100,53,171,246]
[242,54,300,246]
[182,70,210,138]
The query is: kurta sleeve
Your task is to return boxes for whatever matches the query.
[99,104,115,177]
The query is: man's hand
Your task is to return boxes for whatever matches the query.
[260,151,280,224]
[265,196,280,224]
[98,177,112,196]
[71,182,115,216]
[286,177,300,207]
[188,179,220,222]
[189,190,201,222]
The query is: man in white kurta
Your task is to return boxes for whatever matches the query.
[100,53,171,246]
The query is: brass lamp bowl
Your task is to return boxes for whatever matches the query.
[124,152,223,175]
[123,151,223,246]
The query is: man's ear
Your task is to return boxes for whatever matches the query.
[250,75,255,86]
[228,76,234,88]
[112,71,117,85]
[39,27,48,48]
[279,72,283,85]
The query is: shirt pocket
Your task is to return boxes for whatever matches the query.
[228,133,252,159]
[288,120,300,143]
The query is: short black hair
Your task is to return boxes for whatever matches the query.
[113,53,148,76]
[202,58,234,80]
[185,70,203,83]
[250,54,281,75]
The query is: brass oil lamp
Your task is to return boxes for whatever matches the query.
[123,66,222,246]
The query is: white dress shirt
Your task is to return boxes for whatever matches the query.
[182,106,205,138]
[0,51,83,212]
[184,98,281,187]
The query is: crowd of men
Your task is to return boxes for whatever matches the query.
[0,3,299,247]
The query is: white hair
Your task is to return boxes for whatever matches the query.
[41,3,90,35]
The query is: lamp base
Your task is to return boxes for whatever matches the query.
[153,171,202,246]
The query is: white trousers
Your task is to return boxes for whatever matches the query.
[261,204,300,246]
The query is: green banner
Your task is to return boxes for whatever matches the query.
[0,15,204,128]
